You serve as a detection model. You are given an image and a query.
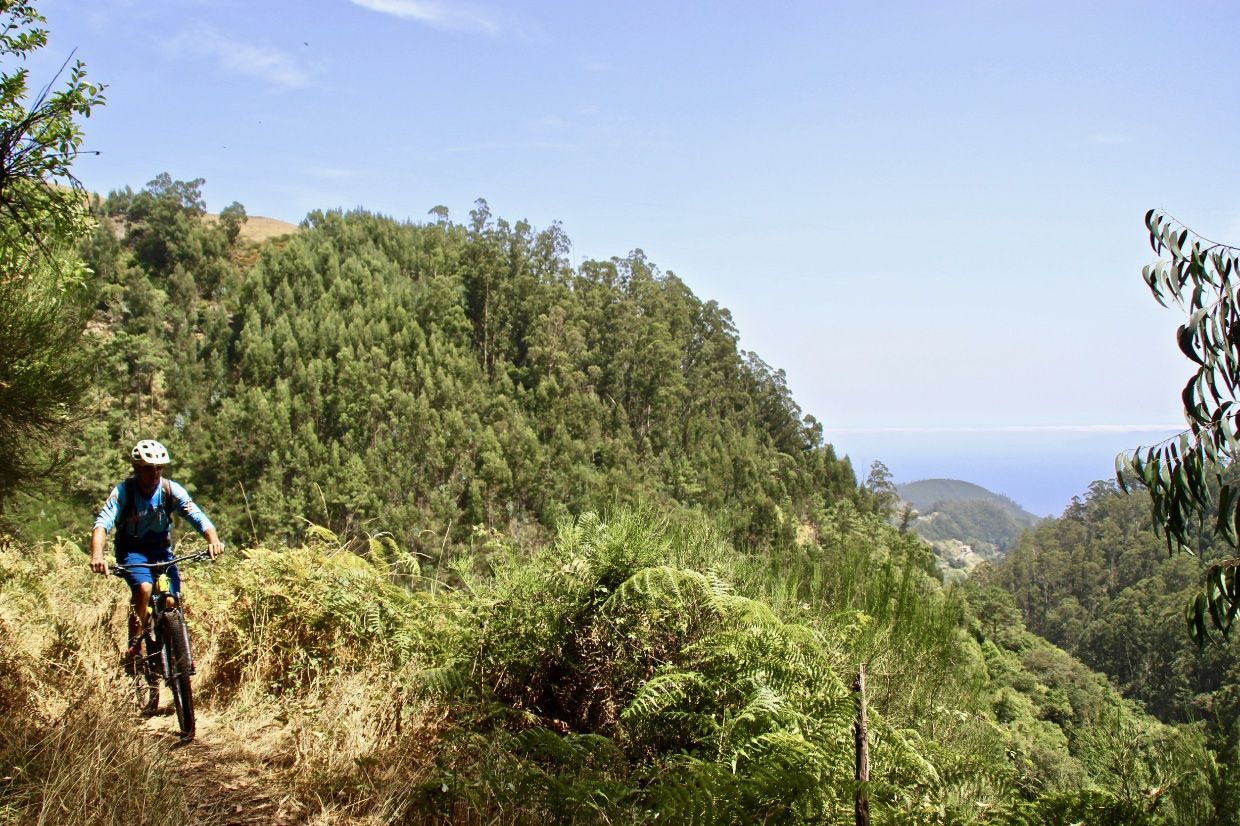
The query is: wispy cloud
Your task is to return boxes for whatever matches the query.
[164,27,310,90]
[1087,132,1134,146]
[307,166,363,180]
[825,424,1183,435]
[530,114,570,129]
[348,0,502,35]
[444,140,576,154]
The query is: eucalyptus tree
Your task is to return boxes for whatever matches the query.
[1119,210,1240,644]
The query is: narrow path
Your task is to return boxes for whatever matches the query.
[140,706,304,825]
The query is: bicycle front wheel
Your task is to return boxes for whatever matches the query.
[161,609,195,740]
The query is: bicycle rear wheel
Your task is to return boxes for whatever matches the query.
[161,609,195,740]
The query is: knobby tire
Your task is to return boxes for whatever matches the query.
[129,652,148,712]
[162,609,195,740]
[128,635,158,714]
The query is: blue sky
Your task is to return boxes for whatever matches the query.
[36,0,1240,512]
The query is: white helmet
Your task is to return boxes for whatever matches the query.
[131,439,170,467]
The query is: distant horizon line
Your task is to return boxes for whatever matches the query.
[824,424,1185,435]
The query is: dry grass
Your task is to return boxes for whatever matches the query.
[0,538,550,825]
[202,214,300,244]
[0,541,188,825]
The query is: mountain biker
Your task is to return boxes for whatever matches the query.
[89,439,224,663]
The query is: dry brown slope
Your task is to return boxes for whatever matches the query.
[203,213,300,243]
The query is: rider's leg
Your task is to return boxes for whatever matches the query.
[128,582,153,649]
[129,581,159,711]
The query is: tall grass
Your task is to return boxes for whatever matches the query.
[0,539,187,825]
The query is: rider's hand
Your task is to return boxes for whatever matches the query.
[204,528,224,561]
[89,554,108,575]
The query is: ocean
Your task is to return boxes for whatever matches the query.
[825,427,1183,518]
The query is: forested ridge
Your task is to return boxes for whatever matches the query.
[22,180,862,559]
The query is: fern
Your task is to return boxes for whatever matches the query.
[411,659,475,700]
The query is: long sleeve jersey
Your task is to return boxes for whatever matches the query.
[94,477,215,551]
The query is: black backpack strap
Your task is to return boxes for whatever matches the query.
[120,477,135,529]
[162,477,174,515]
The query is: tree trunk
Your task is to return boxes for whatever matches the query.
[853,663,870,826]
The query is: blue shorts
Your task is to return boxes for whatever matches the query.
[115,547,181,594]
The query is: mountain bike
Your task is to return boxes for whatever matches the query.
[112,551,209,740]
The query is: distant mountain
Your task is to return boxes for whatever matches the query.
[897,478,1033,516]
[896,478,1041,579]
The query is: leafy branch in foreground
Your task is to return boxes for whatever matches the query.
[1118,209,1240,644]
[0,0,104,507]
[0,1,105,277]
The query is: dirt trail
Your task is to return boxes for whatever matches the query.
[140,706,303,825]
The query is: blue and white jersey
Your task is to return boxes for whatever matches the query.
[94,477,216,552]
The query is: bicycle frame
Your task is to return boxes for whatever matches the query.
[112,551,209,739]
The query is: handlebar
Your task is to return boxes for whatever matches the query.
[109,551,213,578]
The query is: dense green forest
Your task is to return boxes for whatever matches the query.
[977,480,1240,813]
[2,5,1238,820]
[18,178,862,561]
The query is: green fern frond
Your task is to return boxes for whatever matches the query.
[363,603,383,636]
[514,728,626,772]
[299,519,340,545]
[411,660,475,699]
[712,593,779,626]
[365,531,402,570]
[622,670,710,722]
[602,565,716,616]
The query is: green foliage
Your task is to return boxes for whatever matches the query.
[0,260,94,503]
[982,482,1234,722]
[0,1,104,269]
[3,504,1228,823]
[0,0,104,508]
[981,480,1240,824]
[1120,210,1240,643]
[1012,789,1162,826]
[898,479,1038,521]
[399,509,1217,823]
[66,194,864,562]
[866,459,899,517]
[913,498,1039,556]
[191,532,444,693]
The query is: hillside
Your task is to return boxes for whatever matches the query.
[3,174,1230,824]
[978,480,1240,818]
[898,477,1037,518]
[204,212,299,244]
[897,478,1041,578]
[24,177,864,555]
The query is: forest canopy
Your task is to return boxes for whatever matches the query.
[30,179,866,560]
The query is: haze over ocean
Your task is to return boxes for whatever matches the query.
[827,427,1182,518]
